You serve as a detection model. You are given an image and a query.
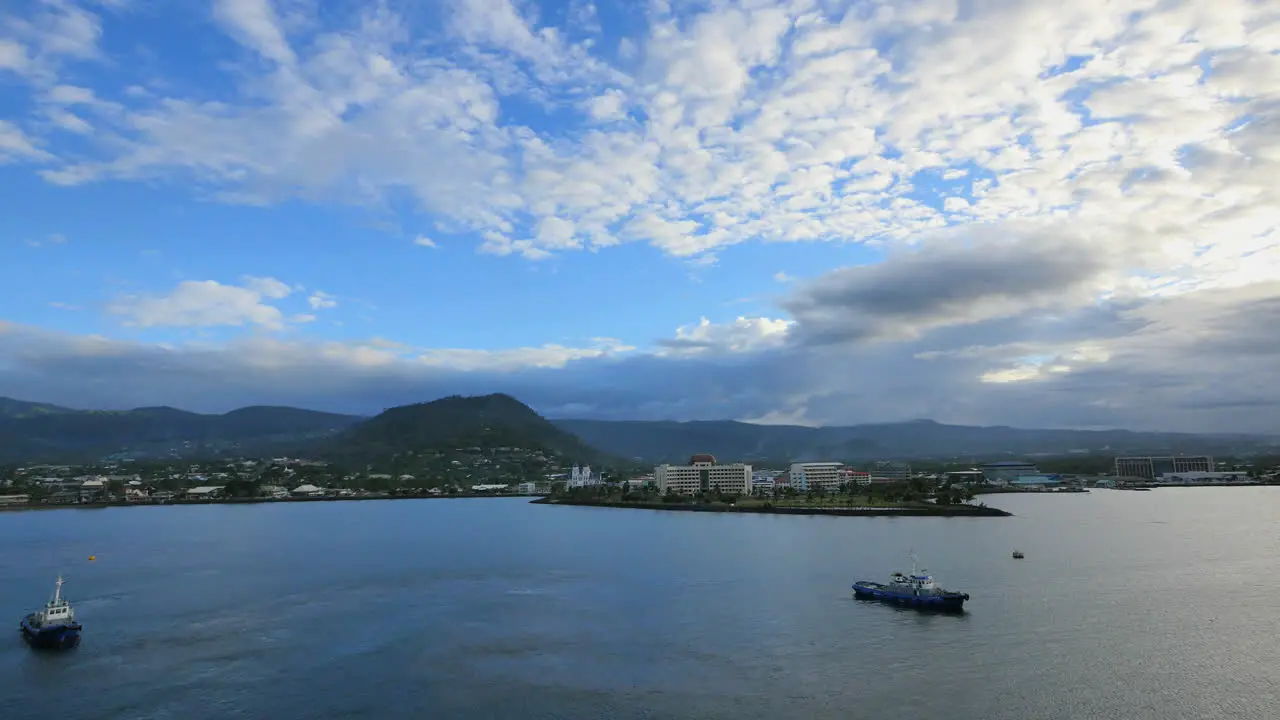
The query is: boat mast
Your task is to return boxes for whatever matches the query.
[53,575,64,604]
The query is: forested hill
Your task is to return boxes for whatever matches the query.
[323,393,608,465]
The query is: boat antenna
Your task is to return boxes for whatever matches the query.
[53,575,64,604]
[909,548,918,575]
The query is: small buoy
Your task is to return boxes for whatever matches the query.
[88,555,96,561]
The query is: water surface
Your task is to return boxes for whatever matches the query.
[2,489,1278,719]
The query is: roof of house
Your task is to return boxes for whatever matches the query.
[188,485,225,494]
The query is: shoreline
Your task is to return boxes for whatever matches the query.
[531,497,1013,517]
[0,494,545,512]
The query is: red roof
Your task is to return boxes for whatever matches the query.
[688,454,717,465]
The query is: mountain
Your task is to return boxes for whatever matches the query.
[0,397,76,419]
[0,393,1275,465]
[324,394,606,465]
[0,397,363,462]
[552,418,1279,463]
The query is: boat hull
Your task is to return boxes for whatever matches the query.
[852,582,968,611]
[19,616,81,650]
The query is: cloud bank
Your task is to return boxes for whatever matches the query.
[1,0,1279,433]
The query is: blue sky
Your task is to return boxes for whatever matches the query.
[2,0,1279,433]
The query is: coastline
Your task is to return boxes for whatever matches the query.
[531,497,1013,517]
[0,494,545,512]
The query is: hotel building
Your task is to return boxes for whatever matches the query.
[1115,455,1214,480]
[655,454,752,496]
[788,462,845,492]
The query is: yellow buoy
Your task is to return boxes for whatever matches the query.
[88,555,96,561]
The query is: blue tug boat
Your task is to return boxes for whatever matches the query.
[853,554,969,612]
[19,576,82,650]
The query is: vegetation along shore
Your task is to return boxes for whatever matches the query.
[532,496,1012,517]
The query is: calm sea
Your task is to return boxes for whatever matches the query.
[2,489,1278,719]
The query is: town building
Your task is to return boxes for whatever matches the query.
[789,462,845,492]
[187,486,226,499]
[870,461,912,482]
[1155,471,1249,485]
[123,487,149,502]
[980,461,1040,483]
[1010,474,1061,489]
[655,454,752,496]
[1115,456,1214,480]
[843,469,872,486]
[79,478,107,503]
[944,470,987,485]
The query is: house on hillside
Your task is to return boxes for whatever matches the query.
[80,478,107,503]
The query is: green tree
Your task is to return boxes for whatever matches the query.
[223,478,260,498]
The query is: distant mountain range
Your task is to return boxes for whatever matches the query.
[0,395,1274,465]
[0,397,362,462]
[554,418,1279,463]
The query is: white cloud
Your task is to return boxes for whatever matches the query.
[22,233,67,248]
[46,108,92,134]
[656,316,793,357]
[0,39,29,72]
[108,277,298,330]
[0,0,1270,281]
[0,0,104,84]
[413,235,438,248]
[416,337,636,372]
[45,84,97,104]
[242,275,293,299]
[307,290,337,310]
[585,88,627,122]
[0,121,51,163]
[773,271,794,283]
[212,0,297,65]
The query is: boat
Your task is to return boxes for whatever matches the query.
[19,576,82,650]
[852,553,969,611]
[1012,550,1025,559]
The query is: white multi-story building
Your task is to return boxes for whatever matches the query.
[655,454,752,496]
[789,462,845,492]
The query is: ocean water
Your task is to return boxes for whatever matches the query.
[2,489,1278,719]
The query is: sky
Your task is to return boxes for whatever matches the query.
[1,0,1278,433]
